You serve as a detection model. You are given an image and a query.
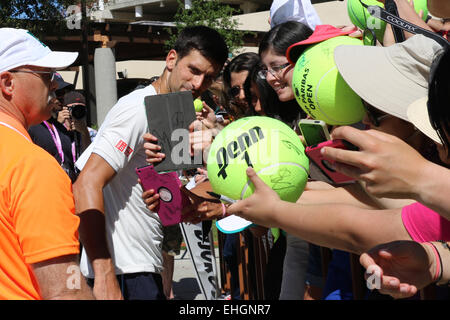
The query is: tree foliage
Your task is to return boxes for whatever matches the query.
[166,0,248,55]
[0,0,95,36]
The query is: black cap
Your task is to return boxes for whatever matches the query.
[63,91,86,106]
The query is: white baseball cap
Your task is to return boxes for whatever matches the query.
[0,28,78,73]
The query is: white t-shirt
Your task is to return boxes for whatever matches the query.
[77,85,163,277]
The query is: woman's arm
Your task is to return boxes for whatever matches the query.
[227,168,412,255]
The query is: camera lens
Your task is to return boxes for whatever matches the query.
[70,105,86,119]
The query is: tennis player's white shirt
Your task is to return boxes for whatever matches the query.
[76,85,163,278]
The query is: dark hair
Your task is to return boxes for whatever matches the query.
[259,21,313,57]
[244,62,304,128]
[220,53,261,119]
[428,48,450,154]
[174,26,228,68]
[222,52,260,90]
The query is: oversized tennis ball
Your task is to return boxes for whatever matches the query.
[347,0,428,44]
[292,36,365,125]
[194,99,203,112]
[207,116,309,203]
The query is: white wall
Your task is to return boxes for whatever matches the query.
[59,60,167,89]
[63,0,352,88]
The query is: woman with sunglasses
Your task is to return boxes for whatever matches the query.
[222,52,261,119]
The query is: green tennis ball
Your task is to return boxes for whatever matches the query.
[292,36,365,125]
[194,99,203,112]
[207,116,309,203]
[347,0,428,44]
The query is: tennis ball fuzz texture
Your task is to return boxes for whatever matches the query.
[292,36,365,125]
[207,116,309,203]
[194,99,203,112]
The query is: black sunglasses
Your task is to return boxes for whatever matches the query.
[227,85,242,98]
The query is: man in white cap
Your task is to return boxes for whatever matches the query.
[0,28,93,299]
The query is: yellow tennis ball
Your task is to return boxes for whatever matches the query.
[207,116,309,203]
[194,99,203,112]
[347,0,428,44]
[292,36,365,125]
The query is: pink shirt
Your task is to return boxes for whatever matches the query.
[402,202,450,242]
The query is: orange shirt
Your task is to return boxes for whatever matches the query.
[0,113,80,300]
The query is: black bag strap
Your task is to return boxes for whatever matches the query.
[384,0,406,43]
[359,0,449,48]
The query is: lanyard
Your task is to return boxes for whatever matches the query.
[0,121,31,142]
[43,120,64,164]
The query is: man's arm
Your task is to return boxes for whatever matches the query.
[32,254,94,300]
[72,153,123,300]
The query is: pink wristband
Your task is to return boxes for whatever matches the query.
[424,242,441,282]
[221,203,226,217]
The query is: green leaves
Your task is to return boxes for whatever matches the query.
[166,0,246,55]
[0,0,94,37]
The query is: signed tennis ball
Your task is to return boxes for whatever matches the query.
[207,116,309,203]
[194,99,203,112]
[347,0,428,44]
[292,36,365,125]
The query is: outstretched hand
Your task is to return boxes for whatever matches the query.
[360,240,435,299]
[226,167,281,227]
[180,187,223,224]
[321,126,428,199]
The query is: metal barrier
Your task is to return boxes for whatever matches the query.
[217,228,441,300]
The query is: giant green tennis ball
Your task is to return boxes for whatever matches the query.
[194,99,203,112]
[207,116,309,203]
[292,36,365,125]
[348,0,428,44]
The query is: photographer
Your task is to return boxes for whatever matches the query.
[28,91,92,182]
[60,91,93,155]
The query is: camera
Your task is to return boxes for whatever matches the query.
[68,104,86,119]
